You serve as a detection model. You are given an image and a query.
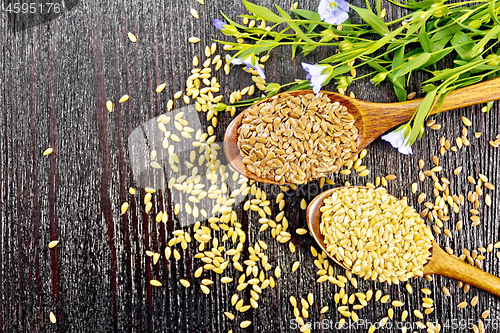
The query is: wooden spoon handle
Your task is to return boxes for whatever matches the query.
[357,77,500,149]
[436,76,500,113]
[424,241,500,297]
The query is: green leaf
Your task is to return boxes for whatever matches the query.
[391,46,407,101]
[425,57,488,83]
[242,0,285,23]
[287,80,312,91]
[291,37,300,59]
[489,0,500,26]
[393,52,431,78]
[274,4,315,44]
[321,47,367,64]
[350,5,390,35]
[425,48,454,67]
[289,8,317,20]
[408,89,437,143]
[306,12,321,34]
[451,31,475,61]
[486,100,494,113]
[431,35,452,53]
[418,26,432,53]
[376,0,382,16]
[220,12,250,30]
[470,25,500,57]
[365,26,405,54]
[454,60,499,73]
[430,23,461,43]
[386,0,436,10]
[405,11,433,36]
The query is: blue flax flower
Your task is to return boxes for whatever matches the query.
[302,63,330,94]
[231,54,266,79]
[318,0,350,25]
[381,127,413,155]
[212,18,227,30]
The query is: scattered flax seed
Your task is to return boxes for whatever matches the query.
[408,91,416,99]
[127,32,137,42]
[292,261,300,272]
[456,220,463,231]
[150,279,162,287]
[411,182,418,194]
[296,228,308,235]
[48,240,59,248]
[121,202,129,214]
[431,123,442,130]
[188,37,201,43]
[385,174,396,181]
[300,198,307,210]
[156,83,166,93]
[119,94,129,103]
[471,295,478,306]
[414,309,424,319]
[49,311,56,324]
[392,300,404,307]
[482,310,490,318]
[224,312,234,320]
[190,8,199,19]
[421,288,432,295]
[485,182,495,190]
[458,301,468,308]
[240,321,252,328]
[424,308,434,315]
[200,285,210,294]
[380,295,390,303]
[485,194,492,206]
[462,116,472,127]
[43,148,54,155]
[106,100,113,112]
[180,279,190,288]
[405,284,413,294]
[475,132,482,138]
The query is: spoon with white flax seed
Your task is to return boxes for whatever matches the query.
[306,186,500,297]
[224,77,500,185]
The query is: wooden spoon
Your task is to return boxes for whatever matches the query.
[306,187,500,297]
[224,77,500,184]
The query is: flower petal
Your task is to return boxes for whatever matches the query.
[318,0,350,25]
[381,130,413,155]
[212,18,227,30]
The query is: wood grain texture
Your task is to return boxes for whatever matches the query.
[1,0,500,332]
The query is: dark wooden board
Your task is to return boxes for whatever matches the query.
[1,0,500,332]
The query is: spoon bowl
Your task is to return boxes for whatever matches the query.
[224,78,500,184]
[306,186,500,297]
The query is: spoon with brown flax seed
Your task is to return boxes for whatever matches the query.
[224,77,500,185]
